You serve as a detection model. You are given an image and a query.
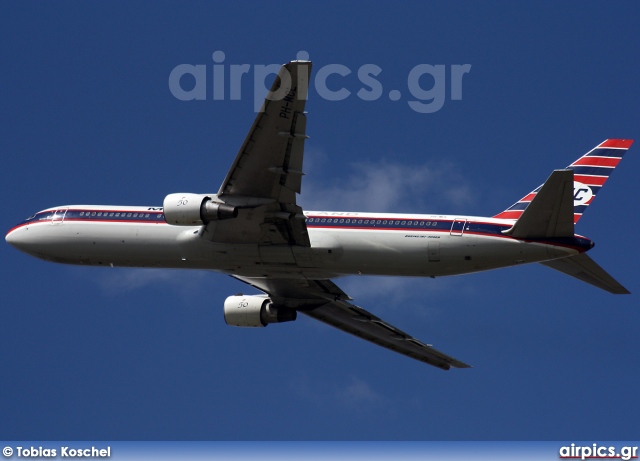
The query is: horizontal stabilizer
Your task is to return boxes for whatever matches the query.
[541,253,630,294]
[503,169,575,238]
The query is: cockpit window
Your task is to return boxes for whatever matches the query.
[36,212,54,221]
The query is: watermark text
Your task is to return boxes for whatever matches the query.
[168,51,471,113]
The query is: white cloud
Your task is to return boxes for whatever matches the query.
[340,275,448,303]
[299,157,475,213]
[336,375,384,405]
[98,268,173,291]
[297,153,474,319]
[95,267,210,299]
[290,374,387,410]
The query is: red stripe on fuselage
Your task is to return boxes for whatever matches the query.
[6,219,167,237]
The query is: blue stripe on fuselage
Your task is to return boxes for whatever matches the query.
[306,216,509,237]
[304,215,592,251]
[14,208,166,228]
[10,209,592,252]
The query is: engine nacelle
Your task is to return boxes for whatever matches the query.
[224,295,297,327]
[163,193,237,225]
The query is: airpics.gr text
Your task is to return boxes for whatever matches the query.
[168,51,471,113]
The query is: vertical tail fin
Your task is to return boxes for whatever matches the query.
[494,139,634,223]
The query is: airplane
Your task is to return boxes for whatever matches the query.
[5,60,634,370]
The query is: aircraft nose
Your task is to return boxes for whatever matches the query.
[6,226,34,253]
[6,224,58,261]
[6,228,19,248]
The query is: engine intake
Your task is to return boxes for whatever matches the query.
[163,193,237,225]
[224,295,297,327]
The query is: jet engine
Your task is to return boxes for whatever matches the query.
[224,295,297,327]
[163,193,237,225]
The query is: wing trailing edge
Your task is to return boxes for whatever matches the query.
[233,275,470,369]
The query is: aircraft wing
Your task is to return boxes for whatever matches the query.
[204,60,312,246]
[212,61,468,368]
[233,275,471,370]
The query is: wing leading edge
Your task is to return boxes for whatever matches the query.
[204,60,312,246]
[217,61,310,203]
[233,276,471,370]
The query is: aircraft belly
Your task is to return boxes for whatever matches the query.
[75,223,187,267]
[305,229,568,277]
[467,235,567,272]
[17,222,190,268]
[15,221,579,277]
[309,229,442,276]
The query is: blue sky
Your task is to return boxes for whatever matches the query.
[2,2,639,440]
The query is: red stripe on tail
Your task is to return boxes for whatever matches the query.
[598,139,634,149]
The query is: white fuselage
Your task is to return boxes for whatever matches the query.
[6,205,591,280]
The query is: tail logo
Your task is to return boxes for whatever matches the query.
[573,182,593,206]
[493,139,633,223]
